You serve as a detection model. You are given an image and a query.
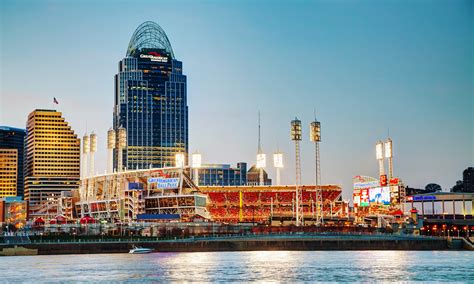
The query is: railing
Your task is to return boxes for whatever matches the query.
[6,232,445,245]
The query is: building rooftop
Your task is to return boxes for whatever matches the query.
[126,21,175,59]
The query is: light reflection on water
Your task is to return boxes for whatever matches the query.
[1,251,473,282]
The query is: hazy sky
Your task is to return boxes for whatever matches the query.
[1,0,472,200]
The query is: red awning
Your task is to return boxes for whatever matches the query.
[55,215,67,224]
[389,209,404,216]
[80,216,96,224]
[49,219,57,224]
[34,217,45,224]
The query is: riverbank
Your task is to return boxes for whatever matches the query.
[0,234,457,255]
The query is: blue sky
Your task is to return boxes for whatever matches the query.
[1,0,472,200]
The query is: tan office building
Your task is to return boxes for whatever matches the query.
[24,109,80,217]
[0,149,18,197]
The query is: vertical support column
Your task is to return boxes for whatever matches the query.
[295,140,303,226]
[239,190,243,222]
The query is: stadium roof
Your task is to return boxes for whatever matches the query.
[126,21,175,59]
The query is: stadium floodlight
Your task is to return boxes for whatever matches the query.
[273,152,283,168]
[376,141,384,160]
[175,153,185,168]
[256,153,266,169]
[384,139,392,158]
[192,152,202,168]
[291,117,303,226]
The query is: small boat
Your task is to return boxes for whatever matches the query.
[129,246,153,254]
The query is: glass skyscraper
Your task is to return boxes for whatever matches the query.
[113,21,188,170]
[0,126,26,197]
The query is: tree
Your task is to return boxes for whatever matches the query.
[451,180,464,192]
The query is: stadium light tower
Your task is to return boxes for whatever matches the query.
[291,117,303,226]
[192,152,202,186]
[273,152,283,186]
[384,138,393,179]
[256,111,266,185]
[107,128,116,173]
[82,134,90,179]
[89,132,97,177]
[117,127,127,172]
[310,117,323,225]
[376,140,385,176]
[175,153,185,168]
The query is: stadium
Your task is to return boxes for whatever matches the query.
[64,167,344,225]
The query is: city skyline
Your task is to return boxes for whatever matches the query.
[1,0,472,200]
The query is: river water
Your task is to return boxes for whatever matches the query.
[1,251,473,282]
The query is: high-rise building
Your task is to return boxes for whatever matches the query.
[0,126,26,196]
[24,110,80,217]
[113,21,188,170]
[0,149,18,197]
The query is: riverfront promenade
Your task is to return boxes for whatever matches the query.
[0,233,459,255]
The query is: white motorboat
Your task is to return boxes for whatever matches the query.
[129,246,153,254]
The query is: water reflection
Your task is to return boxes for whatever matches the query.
[1,251,473,282]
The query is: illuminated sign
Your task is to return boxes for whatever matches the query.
[380,174,388,186]
[353,175,380,189]
[389,177,399,185]
[369,187,390,205]
[140,52,168,62]
[148,177,180,189]
[353,195,361,206]
[354,181,379,189]
[360,189,369,207]
[412,195,437,201]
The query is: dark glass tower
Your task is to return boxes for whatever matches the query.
[0,126,26,197]
[113,21,188,170]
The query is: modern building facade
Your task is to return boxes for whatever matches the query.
[0,126,26,196]
[113,21,188,170]
[24,110,80,217]
[0,149,18,197]
[194,163,247,186]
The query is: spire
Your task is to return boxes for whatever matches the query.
[258,111,262,153]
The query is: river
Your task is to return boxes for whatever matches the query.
[1,251,473,282]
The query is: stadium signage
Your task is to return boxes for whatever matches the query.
[140,53,168,62]
[412,195,437,201]
[354,181,379,189]
[148,177,179,189]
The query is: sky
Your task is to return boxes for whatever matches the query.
[0,0,472,200]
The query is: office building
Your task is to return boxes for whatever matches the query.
[0,149,18,197]
[24,110,80,217]
[0,126,26,196]
[113,21,188,170]
[194,163,247,186]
